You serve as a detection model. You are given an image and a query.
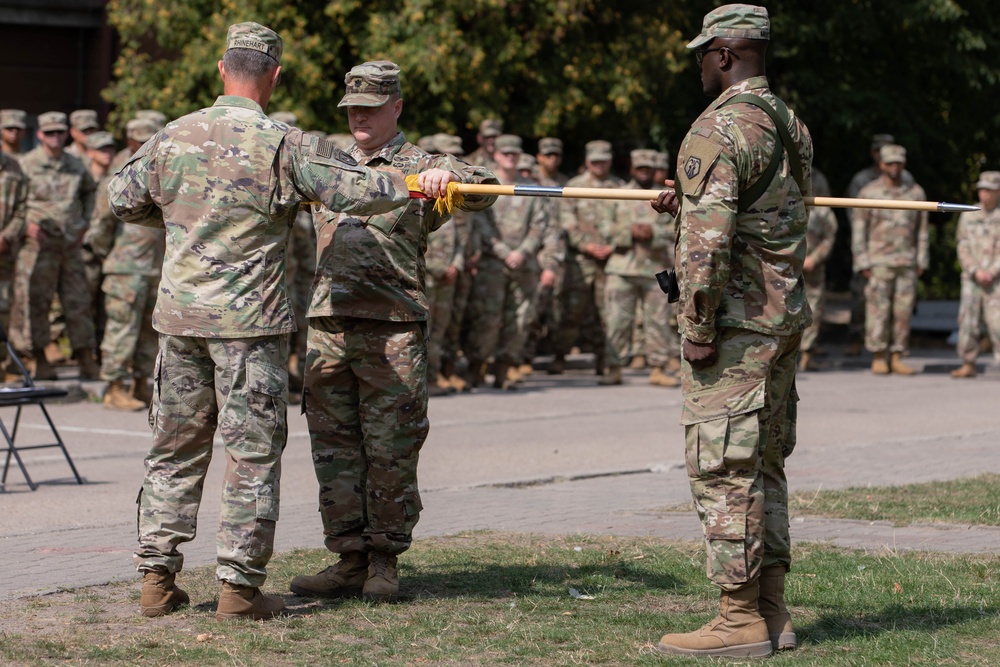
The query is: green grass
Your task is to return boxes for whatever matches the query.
[1,532,998,666]
[789,473,1000,526]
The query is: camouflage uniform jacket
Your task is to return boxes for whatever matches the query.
[84,171,165,276]
[674,76,814,343]
[847,164,914,199]
[108,95,410,338]
[851,179,929,271]
[0,152,27,254]
[804,206,837,287]
[606,179,674,277]
[561,171,625,281]
[956,206,1000,281]
[309,132,497,322]
[536,172,568,273]
[425,218,464,281]
[474,175,551,273]
[19,146,96,242]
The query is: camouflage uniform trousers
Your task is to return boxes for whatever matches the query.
[603,273,678,368]
[426,276,456,379]
[135,334,289,588]
[553,258,605,356]
[9,236,95,354]
[444,268,474,366]
[81,245,105,349]
[848,272,867,344]
[304,316,429,556]
[465,256,539,364]
[99,274,158,382]
[523,278,560,362]
[0,257,12,366]
[801,267,826,353]
[681,328,801,590]
[956,277,1000,365]
[864,265,917,353]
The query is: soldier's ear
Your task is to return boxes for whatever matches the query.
[271,66,282,90]
[218,60,226,82]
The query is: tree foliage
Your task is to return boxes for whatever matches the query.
[105,0,1000,296]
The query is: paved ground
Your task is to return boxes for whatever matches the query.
[2,344,999,600]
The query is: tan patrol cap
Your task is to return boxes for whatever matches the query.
[630,149,658,169]
[0,109,27,129]
[269,111,298,127]
[38,111,69,132]
[434,133,464,155]
[126,118,158,143]
[653,151,670,170]
[537,137,563,155]
[517,153,536,171]
[339,61,401,108]
[975,171,1000,190]
[478,119,503,138]
[687,4,770,50]
[136,109,167,129]
[879,144,906,164]
[585,140,613,162]
[70,109,100,131]
[495,134,523,154]
[225,22,282,63]
[86,131,115,150]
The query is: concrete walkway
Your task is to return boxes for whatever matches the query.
[2,346,999,599]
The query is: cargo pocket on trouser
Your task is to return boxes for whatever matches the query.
[682,379,766,587]
[233,492,280,584]
[245,360,288,456]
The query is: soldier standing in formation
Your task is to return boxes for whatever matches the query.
[289,60,497,604]
[852,144,927,375]
[653,4,813,657]
[951,170,1000,378]
[1,109,27,157]
[0,144,27,376]
[467,118,502,170]
[798,170,837,372]
[108,23,414,621]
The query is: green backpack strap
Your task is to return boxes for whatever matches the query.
[721,93,804,213]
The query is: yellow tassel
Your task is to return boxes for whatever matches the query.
[403,173,464,216]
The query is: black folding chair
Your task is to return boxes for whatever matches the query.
[0,326,83,491]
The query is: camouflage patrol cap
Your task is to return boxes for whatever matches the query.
[126,118,158,143]
[879,144,906,164]
[70,109,100,131]
[630,149,658,169]
[870,134,895,151]
[0,109,27,129]
[494,134,523,154]
[433,133,464,155]
[538,137,563,155]
[517,153,536,171]
[136,109,167,129]
[338,61,401,108]
[585,140,613,162]
[478,119,503,138]
[975,171,1000,191]
[85,131,115,150]
[653,151,670,170]
[37,111,69,132]
[269,111,298,127]
[687,4,770,50]
[417,135,438,153]
[225,22,282,64]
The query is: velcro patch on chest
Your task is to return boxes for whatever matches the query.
[311,137,362,172]
[678,135,723,200]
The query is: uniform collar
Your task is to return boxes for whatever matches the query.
[712,75,770,109]
[212,95,265,114]
[351,132,406,166]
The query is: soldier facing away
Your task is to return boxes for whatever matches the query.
[652,3,813,657]
[107,22,414,621]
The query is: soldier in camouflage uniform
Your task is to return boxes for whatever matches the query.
[108,24,413,621]
[466,118,502,170]
[951,171,1000,378]
[0,148,27,375]
[464,135,551,390]
[9,111,99,381]
[66,110,101,171]
[852,144,927,375]
[1,109,28,158]
[550,140,622,375]
[601,149,679,387]
[798,182,837,372]
[289,61,497,604]
[652,5,813,657]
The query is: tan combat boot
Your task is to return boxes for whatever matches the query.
[289,552,368,598]
[442,359,468,393]
[215,582,285,621]
[140,570,190,617]
[547,355,565,375]
[598,366,623,385]
[518,362,534,377]
[950,362,977,379]
[492,361,517,390]
[666,356,682,373]
[31,350,58,381]
[44,340,66,365]
[466,357,486,388]
[132,376,153,405]
[363,552,399,603]
[798,351,819,372]
[758,566,796,651]
[648,366,680,387]
[871,351,890,375]
[74,348,100,381]
[435,373,456,394]
[104,379,146,411]
[629,354,647,370]
[656,582,772,658]
[507,364,524,385]
[889,352,915,375]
